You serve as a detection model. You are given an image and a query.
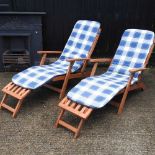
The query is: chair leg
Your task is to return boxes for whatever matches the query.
[118,79,146,114]
[74,118,85,138]
[118,87,130,114]
[0,93,8,109]
[1,95,24,118]
[54,108,65,128]
[59,77,69,99]
[55,108,89,138]
[55,109,86,138]
[12,99,23,118]
[59,62,73,99]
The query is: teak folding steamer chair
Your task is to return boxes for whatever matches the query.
[55,29,155,138]
[0,20,101,117]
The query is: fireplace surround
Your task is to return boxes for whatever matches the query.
[0,12,45,71]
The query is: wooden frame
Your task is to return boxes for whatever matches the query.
[55,39,155,138]
[0,29,101,117]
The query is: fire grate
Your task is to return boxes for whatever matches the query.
[3,50,30,71]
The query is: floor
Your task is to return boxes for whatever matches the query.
[0,69,155,155]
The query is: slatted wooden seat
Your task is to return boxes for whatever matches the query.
[0,82,31,117]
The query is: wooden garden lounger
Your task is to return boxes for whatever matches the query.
[55,29,155,138]
[0,20,101,117]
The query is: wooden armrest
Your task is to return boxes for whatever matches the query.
[90,58,112,76]
[90,58,112,63]
[39,51,62,65]
[129,68,147,74]
[67,58,90,62]
[37,51,62,54]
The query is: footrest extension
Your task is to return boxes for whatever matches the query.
[2,82,31,99]
[0,82,31,117]
[55,97,93,138]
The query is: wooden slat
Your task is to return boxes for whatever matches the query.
[58,120,77,133]
[19,89,30,98]
[1,103,15,113]
[38,51,62,54]
[61,97,68,105]
[11,85,19,92]
[70,102,76,108]
[2,82,14,91]
[75,104,81,111]
[19,88,27,96]
[14,87,23,94]
[65,100,71,106]
[80,107,87,114]
[80,108,93,119]
[9,83,16,90]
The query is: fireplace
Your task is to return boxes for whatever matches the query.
[0,12,45,71]
[3,50,30,71]
[1,34,31,71]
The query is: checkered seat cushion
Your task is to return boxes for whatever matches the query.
[12,20,100,89]
[67,29,154,108]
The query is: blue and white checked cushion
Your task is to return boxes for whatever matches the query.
[12,20,100,89]
[108,29,154,78]
[67,71,138,108]
[59,20,100,70]
[67,29,154,108]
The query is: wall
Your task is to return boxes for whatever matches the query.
[1,0,155,65]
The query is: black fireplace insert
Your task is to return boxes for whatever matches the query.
[0,12,45,71]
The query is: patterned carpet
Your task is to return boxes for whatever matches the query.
[0,68,155,155]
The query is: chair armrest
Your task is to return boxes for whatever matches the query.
[67,58,90,63]
[39,51,62,65]
[90,58,112,76]
[129,68,147,74]
[90,58,112,63]
[38,51,62,54]
[123,68,148,94]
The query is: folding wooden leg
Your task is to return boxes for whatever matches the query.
[117,79,146,114]
[0,93,8,109]
[117,83,131,114]
[0,82,31,117]
[59,66,72,99]
[55,97,92,138]
[54,108,65,128]
[59,78,69,99]
[12,99,24,118]
[74,118,85,138]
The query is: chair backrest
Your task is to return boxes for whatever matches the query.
[108,29,155,78]
[59,20,100,70]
